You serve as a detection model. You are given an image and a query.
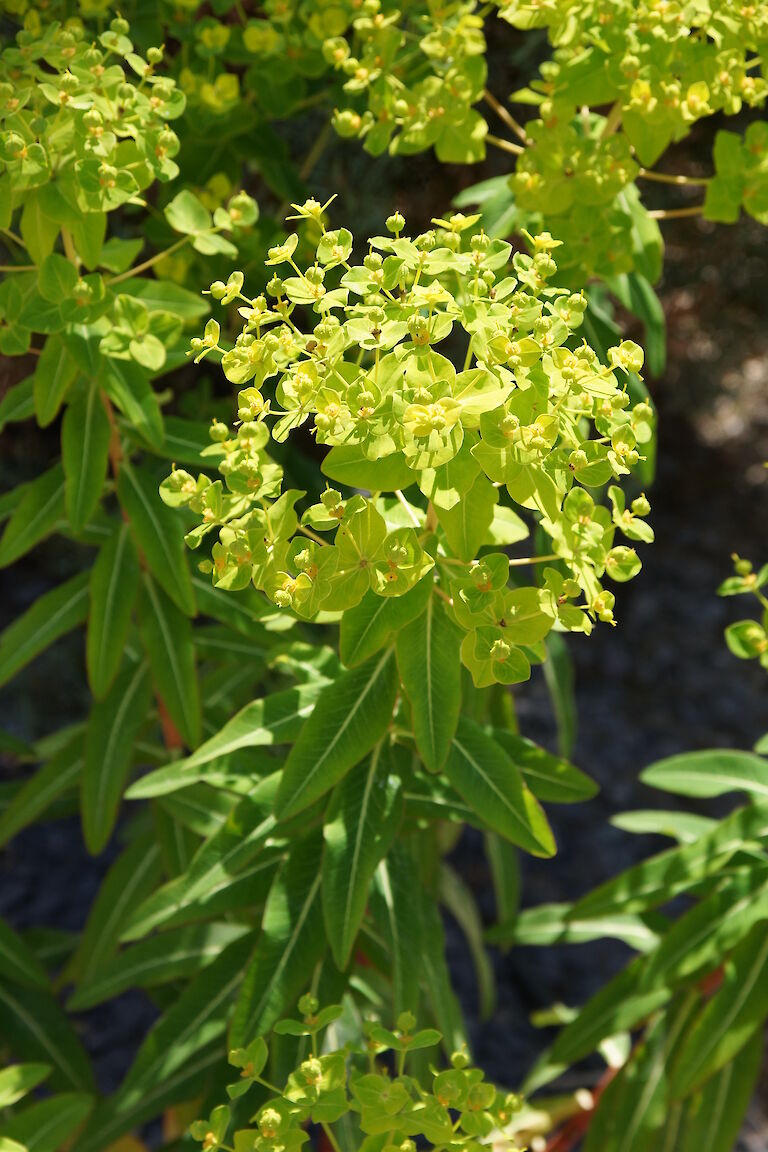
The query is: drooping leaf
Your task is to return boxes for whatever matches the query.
[0,1064,51,1109]
[370,843,422,1016]
[0,571,89,689]
[0,465,65,569]
[444,718,555,856]
[128,683,325,799]
[671,924,768,1099]
[230,834,325,1045]
[488,902,661,953]
[641,749,768,799]
[86,522,141,699]
[677,1029,763,1152]
[440,864,495,1020]
[396,596,462,772]
[275,650,398,819]
[117,461,195,616]
[0,732,82,849]
[340,578,432,668]
[33,335,78,427]
[0,981,93,1093]
[81,660,152,854]
[0,1093,93,1152]
[492,729,597,803]
[61,381,111,533]
[322,745,403,968]
[138,575,201,749]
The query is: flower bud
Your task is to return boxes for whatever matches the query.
[386,211,405,234]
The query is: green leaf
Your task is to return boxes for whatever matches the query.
[128,682,325,798]
[419,891,468,1056]
[102,359,164,450]
[321,445,415,491]
[0,377,34,433]
[641,866,768,991]
[489,902,660,953]
[492,730,598,803]
[119,278,209,321]
[543,632,576,758]
[275,650,398,819]
[19,186,63,264]
[677,1029,763,1152]
[485,832,520,926]
[370,843,422,1015]
[322,745,403,969]
[671,924,768,1098]
[67,923,247,1011]
[138,575,201,749]
[641,749,768,799]
[72,1043,222,1152]
[0,465,66,569]
[436,474,497,561]
[340,578,432,668]
[444,718,555,856]
[33,336,78,427]
[0,1093,93,1152]
[611,809,716,844]
[0,919,48,991]
[0,734,82,848]
[0,1064,51,1109]
[61,381,111,533]
[1,1093,93,1152]
[583,995,697,1152]
[117,461,195,616]
[81,660,152,855]
[86,522,141,699]
[230,834,325,1045]
[68,835,163,987]
[164,189,213,235]
[440,864,495,1019]
[547,958,672,1069]
[396,597,461,772]
[572,802,768,918]
[0,571,89,689]
[0,981,93,1093]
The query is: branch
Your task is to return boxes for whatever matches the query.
[646,204,704,219]
[486,132,525,157]
[637,168,710,187]
[483,89,529,144]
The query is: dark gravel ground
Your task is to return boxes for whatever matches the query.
[3,117,768,1143]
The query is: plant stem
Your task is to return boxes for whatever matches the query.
[486,132,524,157]
[321,1125,343,1152]
[600,101,622,138]
[0,227,28,251]
[107,235,190,285]
[646,204,704,219]
[483,89,529,143]
[395,489,422,529]
[300,119,332,183]
[297,523,329,546]
[433,585,453,607]
[0,264,35,272]
[508,553,558,567]
[637,168,710,186]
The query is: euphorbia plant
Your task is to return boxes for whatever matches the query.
[126,203,653,1050]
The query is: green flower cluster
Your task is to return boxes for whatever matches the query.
[191,1000,524,1152]
[164,204,653,687]
[719,554,768,670]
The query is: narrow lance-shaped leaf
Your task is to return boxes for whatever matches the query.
[340,578,432,668]
[0,1064,51,1109]
[641,748,768,799]
[0,465,65,570]
[322,744,403,969]
[444,717,555,856]
[0,571,89,690]
[370,842,422,1016]
[492,729,598,804]
[117,460,195,616]
[0,918,48,991]
[275,649,398,820]
[440,864,496,1020]
[81,660,152,855]
[127,682,325,799]
[0,732,82,848]
[396,595,462,772]
[61,380,111,533]
[33,334,78,427]
[86,522,141,699]
[138,575,201,749]
[0,1093,94,1152]
[677,1028,763,1152]
[0,981,93,1093]
[230,832,326,1046]
[671,924,768,1099]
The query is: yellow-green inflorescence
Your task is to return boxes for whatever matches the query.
[163,202,654,687]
